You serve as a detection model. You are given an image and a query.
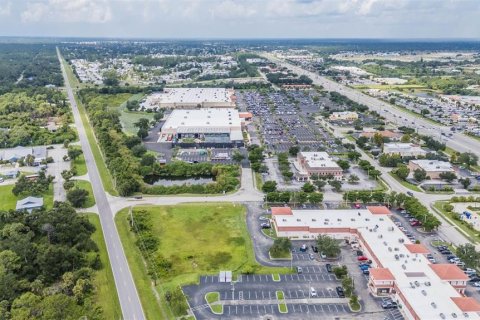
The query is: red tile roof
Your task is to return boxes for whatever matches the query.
[429,264,469,281]
[239,112,253,119]
[271,207,293,215]
[370,268,395,281]
[451,297,480,312]
[366,206,391,215]
[404,244,430,254]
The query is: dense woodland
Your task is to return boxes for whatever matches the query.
[0,88,76,147]
[0,202,104,319]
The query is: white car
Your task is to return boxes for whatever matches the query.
[310,287,317,297]
[473,282,480,287]
[320,252,327,259]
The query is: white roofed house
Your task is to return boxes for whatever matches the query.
[16,196,44,213]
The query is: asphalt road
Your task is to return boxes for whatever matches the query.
[57,48,145,320]
[262,53,480,159]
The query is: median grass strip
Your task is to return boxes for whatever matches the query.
[276,290,288,313]
[254,171,264,191]
[60,54,118,196]
[71,152,88,176]
[115,203,291,319]
[432,201,480,244]
[272,274,281,281]
[85,213,122,320]
[389,172,423,192]
[73,179,96,208]
[205,292,223,314]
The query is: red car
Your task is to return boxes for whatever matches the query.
[410,220,422,227]
[357,256,368,261]
[354,203,361,209]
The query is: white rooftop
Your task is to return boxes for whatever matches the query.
[410,160,454,172]
[299,152,340,169]
[146,88,234,105]
[274,208,480,320]
[384,143,422,150]
[163,108,241,130]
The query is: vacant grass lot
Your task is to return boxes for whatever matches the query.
[115,203,290,319]
[115,93,155,136]
[85,214,122,320]
[72,180,96,208]
[0,184,54,211]
[389,172,423,192]
[72,153,88,176]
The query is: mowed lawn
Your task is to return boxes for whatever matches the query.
[85,213,122,320]
[115,93,154,136]
[0,184,54,211]
[116,203,290,319]
[72,180,96,208]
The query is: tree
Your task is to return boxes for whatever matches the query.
[368,169,382,180]
[314,180,326,191]
[301,182,315,193]
[460,178,472,190]
[317,235,340,258]
[348,174,360,184]
[329,180,342,192]
[288,146,300,156]
[67,148,82,161]
[134,118,150,131]
[413,168,427,182]
[262,181,277,193]
[67,188,89,208]
[137,127,148,139]
[336,159,350,171]
[439,171,457,182]
[456,244,480,269]
[401,134,411,143]
[232,150,244,163]
[269,238,292,258]
[342,276,354,297]
[308,192,323,204]
[131,144,147,157]
[347,151,361,162]
[458,152,479,169]
[394,165,410,180]
[103,69,119,86]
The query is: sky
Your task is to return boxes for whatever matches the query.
[0,0,479,39]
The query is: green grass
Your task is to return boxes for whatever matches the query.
[115,203,291,319]
[72,180,96,208]
[276,291,288,313]
[72,153,88,176]
[60,54,118,196]
[433,201,480,244]
[389,172,423,192]
[272,274,280,281]
[0,184,54,211]
[254,172,264,191]
[85,213,122,320]
[261,226,277,239]
[205,292,222,314]
[354,84,426,90]
[115,94,155,136]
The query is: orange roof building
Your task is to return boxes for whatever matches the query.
[404,243,430,254]
[369,268,395,281]
[429,264,470,281]
[451,297,480,312]
[271,207,293,215]
[365,206,391,215]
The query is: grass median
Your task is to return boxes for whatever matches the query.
[72,179,96,208]
[389,172,423,192]
[205,292,223,314]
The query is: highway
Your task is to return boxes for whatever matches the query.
[262,53,480,159]
[57,48,146,320]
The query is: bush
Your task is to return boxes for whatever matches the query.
[67,188,89,207]
[333,265,348,279]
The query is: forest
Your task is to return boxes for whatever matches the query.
[0,202,104,319]
[0,88,76,147]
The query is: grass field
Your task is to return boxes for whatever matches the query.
[60,54,118,196]
[71,153,88,176]
[205,292,223,314]
[433,201,479,244]
[389,172,423,192]
[0,184,54,211]
[85,214,122,320]
[73,180,96,208]
[115,203,291,319]
[116,94,155,136]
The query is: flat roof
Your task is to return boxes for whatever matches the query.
[145,88,234,105]
[273,207,480,319]
[410,160,454,172]
[384,143,425,151]
[298,152,340,169]
[162,108,242,131]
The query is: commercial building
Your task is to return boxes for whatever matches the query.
[271,206,480,320]
[408,160,455,179]
[383,143,427,158]
[329,111,359,121]
[159,108,243,147]
[293,152,343,181]
[141,88,236,109]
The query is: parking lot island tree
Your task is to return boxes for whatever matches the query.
[316,235,341,258]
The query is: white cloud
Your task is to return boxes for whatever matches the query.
[22,0,112,23]
[0,0,11,16]
[210,0,257,19]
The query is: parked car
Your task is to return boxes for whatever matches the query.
[259,216,269,221]
[382,301,398,309]
[359,264,370,270]
[468,276,480,283]
[261,223,271,229]
[326,264,332,273]
[300,244,307,252]
[357,256,368,261]
[310,287,317,297]
[296,266,303,274]
[336,287,345,298]
[313,246,319,253]
[472,282,480,287]
[356,250,363,256]
[362,269,370,275]
[320,252,327,259]
[309,253,315,260]
[407,191,414,197]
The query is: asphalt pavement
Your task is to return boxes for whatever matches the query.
[57,48,146,320]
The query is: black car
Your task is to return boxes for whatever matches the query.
[313,246,319,253]
[336,286,345,298]
[326,264,332,273]
[356,250,363,256]
[382,301,398,309]
[440,250,452,255]
[468,276,480,283]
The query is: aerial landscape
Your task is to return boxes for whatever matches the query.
[2,1,480,320]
